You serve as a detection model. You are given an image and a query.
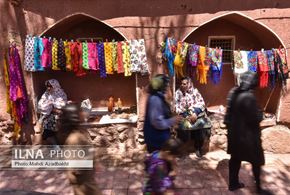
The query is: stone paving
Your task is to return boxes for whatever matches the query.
[0,150,289,195]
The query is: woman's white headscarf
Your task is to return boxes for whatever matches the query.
[38,79,67,115]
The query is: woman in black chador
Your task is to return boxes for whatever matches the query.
[224,71,271,195]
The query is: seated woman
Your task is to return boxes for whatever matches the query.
[37,79,67,145]
[175,77,209,157]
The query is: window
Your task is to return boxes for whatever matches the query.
[208,36,235,63]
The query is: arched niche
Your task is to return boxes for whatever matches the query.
[182,12,284,113]
[33,13,136,108]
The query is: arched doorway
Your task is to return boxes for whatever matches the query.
[32,13,137,109]
[182,12,284,114]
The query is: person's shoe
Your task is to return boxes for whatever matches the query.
[229,182,245,191]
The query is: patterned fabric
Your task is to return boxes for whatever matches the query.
[117,42,124,73]
[64,41,72,71]
[129,39,149,75]
[197,46,210,84]
[188,44,199,67]
[175,86,205,114]
[111,41,118,72]
[41,38,52,69]
[257,51,269,88]
[33,36,44,71]
[7,46,29,139]
[88,42,98,70]
[233,51,248,74]
[24,35,35,72]
[57,40,66,71]
[163,37,176,76]
[247,51,258,72]
[82,42,89,70]
[104,42,113,74]
[208,48,223,84]
[38,79,67,116]
[143,151,174,194]
[122,41,132,76]
[97,42,107,78]
[275,48,289,84]
[174,41,188,78]
[52,38,59,70]
[265,50,275,87]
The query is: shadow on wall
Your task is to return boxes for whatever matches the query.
[20,0,290,19]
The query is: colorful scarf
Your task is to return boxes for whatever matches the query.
[97,42,107,78]
[111,41,118,72]
[104,42,114,74]
[82,42,89,70]
[57,40,66,71]
[117,42,124,73]
[129,39,149,75]
[188,44,199,67]
[163,38,176,76]
[33,36,44,71]
[122,41,132,76]
[52,38,59,70]
[24,35,35,72]
[209,48,223,84]
[233,51,248,85]
[88,42,98,70]
[257,51,269,88]
[41,37,52,69]
[247,51,258,72]
[174,41,188,78]
[64,40,72,71]
[197,46,210,84]
[275,48,289,85]
[265,50,275,88]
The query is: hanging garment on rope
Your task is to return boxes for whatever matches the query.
[129,39,149,75]
[33,36,44,71]
[265,50,275,88]
[24,35,35,72]
[233,50,249,85]
[52,38,59,70]
[197,46,210,84]
[82,42,89,70]
[64,40,72,71]
[41,37,52,68]
[122,41,132,76]
[70,42,86,77]
[257,51,269,88]
[163,37,176,76]
[247,51,258,72]
[188,44,199,67]
[111,41,118,72]
[97,42,107,78]
[209,48,223,84]
[57,40,66,71]
[117,42,124,73]
[88,42,98,70]
[104,42,114,74]
[174,41,188,78]
[275,48,289,85]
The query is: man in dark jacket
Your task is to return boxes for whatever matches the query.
[143,74,182,153]
[224,71,270,194]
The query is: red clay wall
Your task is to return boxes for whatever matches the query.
[1,0,290,124]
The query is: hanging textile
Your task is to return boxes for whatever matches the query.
[275,48,289,85]
[6,46,29,140]
[197,46,210,84]
[64,40,72,71]
[188,44,199,67]
[209,48,223,84]
[174,41,188,78]
[33,36,44,71]
[82,42,89,70]
[163,37,176,76]
[88,42,98,70]
[129,39,149,75]
[233,50,248,85]
[51,38,59,70]
[247,51,258,72]
[112,41,118,72]
[24,35,36,72]
[257,51,269,88]
[265,50,275,88]
[41,37,52,69]
[104,41,114,74]
[97,42,107,78]
[122,41,132,77]
[70,42,86,77]
[57,40,66,71]
[117,42,124,73]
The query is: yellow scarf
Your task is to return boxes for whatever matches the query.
[174,41,188,78]
[64,41,72,71]
[197,46,209,84]
[111,41,118,72]
[104,42,113,74]
[52,39,60,70]
[122,41,132,76]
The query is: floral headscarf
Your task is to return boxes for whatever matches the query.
[38,79,67,115]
